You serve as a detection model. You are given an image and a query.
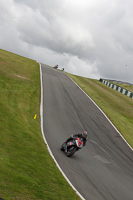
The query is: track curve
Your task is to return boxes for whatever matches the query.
[41,64,133,200]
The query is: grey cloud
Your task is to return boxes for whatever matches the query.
[17,6,94,59]
[1,0,133,83]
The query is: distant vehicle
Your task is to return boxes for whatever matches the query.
[53,65,58,69]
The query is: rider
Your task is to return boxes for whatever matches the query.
[64,131,88,147]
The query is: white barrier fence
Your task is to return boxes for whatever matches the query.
[100,79,133,99]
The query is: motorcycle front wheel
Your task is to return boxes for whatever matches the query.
[66,146,77,157]
[60,143,65,151]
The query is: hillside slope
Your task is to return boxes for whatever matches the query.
[0,49,80,200]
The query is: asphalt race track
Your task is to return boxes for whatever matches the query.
[41,64,133,200]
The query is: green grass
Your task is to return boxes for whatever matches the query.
[0,49,80,200]
[67,73,133,148]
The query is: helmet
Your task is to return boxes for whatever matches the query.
[82,131,88,138]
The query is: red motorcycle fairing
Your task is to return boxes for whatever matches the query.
[75,138,83,148]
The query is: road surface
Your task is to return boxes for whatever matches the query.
[41,64,133,200]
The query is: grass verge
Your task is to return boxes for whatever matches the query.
[0,49,80,200]
[67,73,133,148]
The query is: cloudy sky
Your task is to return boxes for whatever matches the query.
[0,0,133,83]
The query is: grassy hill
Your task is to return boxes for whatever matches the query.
[0,49,80,200]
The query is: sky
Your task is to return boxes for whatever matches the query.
[0,0,133,83]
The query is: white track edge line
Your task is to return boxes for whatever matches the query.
[39,63,85,200]
[66,74,133,152]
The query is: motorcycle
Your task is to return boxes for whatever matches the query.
[60,137,84,157]
[53,64,58,69]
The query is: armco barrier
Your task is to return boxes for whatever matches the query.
[99,79,133,99]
